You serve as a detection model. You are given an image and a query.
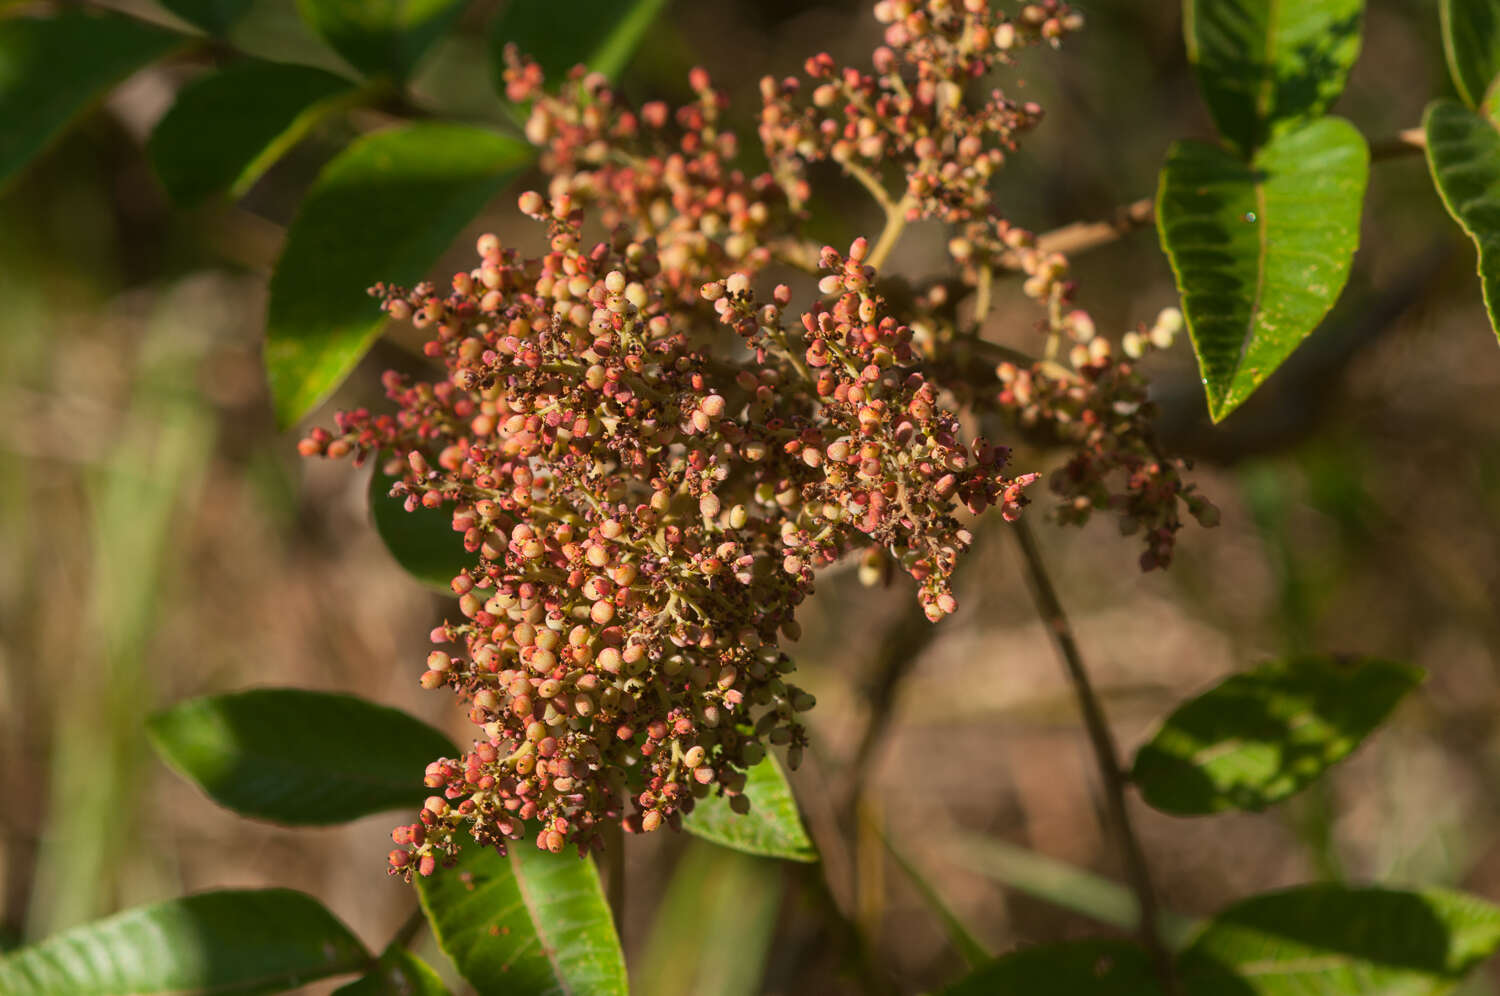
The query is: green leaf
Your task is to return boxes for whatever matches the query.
[941,940,1165,996]
[1178,885,1500,994]
[371,463,468,592]
[417,840,627,996]
[884,831,992,968]
[683,755,817,862]
[490,0,670,89]
[265,123,531,427]
[1156,117,1369,422]
[0,889,369,995]
[295,0,467,83]
[333,945,452,996]
[1183,0,1364,154]
[1442,0,1500,111]
[158,0,256,36]
[1425,99,1500,346]
[149,60,358,206]
[0,10,184,190]
[147,687,457,825]
[1132,655,1422,816]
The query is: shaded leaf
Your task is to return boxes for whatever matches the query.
[1442,0,1500,111]
[0,889,368,995]
[1132,655,1422,815]
[370,462,468,592]
[1178,885,1500,994]
[417,840,627,996]
[1156,117,1368,422]
[941,940,1165,996]
[1425,98,1500,346]
[148,687,457,825]
[490,0,670,90]
[334,945,451,996]
[149,60,358,205]
[264,123,531,427]
[295,0,467,82]
[158,0,256,36]
[636,843,783,996]
[683,754,817,863]
[948,833,1198,948]
[1183,0,1364,154]
[0,10,184,189]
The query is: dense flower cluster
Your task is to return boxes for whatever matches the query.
[299,0,1212,874]
[760,0,1081,221]
[301,202,1034,872]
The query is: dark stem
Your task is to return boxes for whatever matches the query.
[1009,518,1179,994]
[603,820,625,928]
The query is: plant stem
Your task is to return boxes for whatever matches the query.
[392,905,428,949]
[1009,517,1179,994]
[603,820,625,928]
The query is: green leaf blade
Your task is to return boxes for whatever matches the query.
[683,755,817,863]
[1178,885,1500,994]
[490,0,670,90]
[1425,98,1500,345]
[147,688,458,825]
[0,889,369,996]
[1184,0,1364,153]
[1156,117,1369,421]
[1132,655,1422,816]
[0,10,184,190]
[333,945,452,996]
[264,123,532,427]
[370,463,469,591]
[295,0,467,83]
[158,0,257,36]
[1442,0,1500,111]
[417,840,627,996]
[941,940,1165,996]
[149,60,358,205]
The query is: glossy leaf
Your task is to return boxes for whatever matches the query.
[1183,0,1364,154]
[265,123,531,427]
[147,687,457,824]
[1156,117,1368,421]
[370,463,468,592]
[149,60,358,205]
[417,840,627,996]
[295,0,467,82]
[1132,655,1422,815]
[683,755,817,862]
[1178,885,1500,994]
[0,889,368,995]
[0,10,183,189]
[942,940,1164,996]
[158,0,256,35]
[490,0,670,88]
[333,945,451,996]
[1425,99,1500,346]
[1442,0,1500,111]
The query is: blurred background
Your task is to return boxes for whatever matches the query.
[3,0,1500,993]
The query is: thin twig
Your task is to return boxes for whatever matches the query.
[1009,518,1179,994]
[391,905,428,950]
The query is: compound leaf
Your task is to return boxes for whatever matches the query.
[1184,0,1364,154]
[1156,116,1368,421]
[1132,655,1422,815]
[1425,98,1500,346]
[417,840,627,996]
[148,687,457,825]
[1178,885,1500,994]
[295,0,467,83]
[149,60,358,205]
[490,0,670,90]
[265,123,531,427]
[0,890,368,995]
[683,754,817,863]
[0,10,184,190]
